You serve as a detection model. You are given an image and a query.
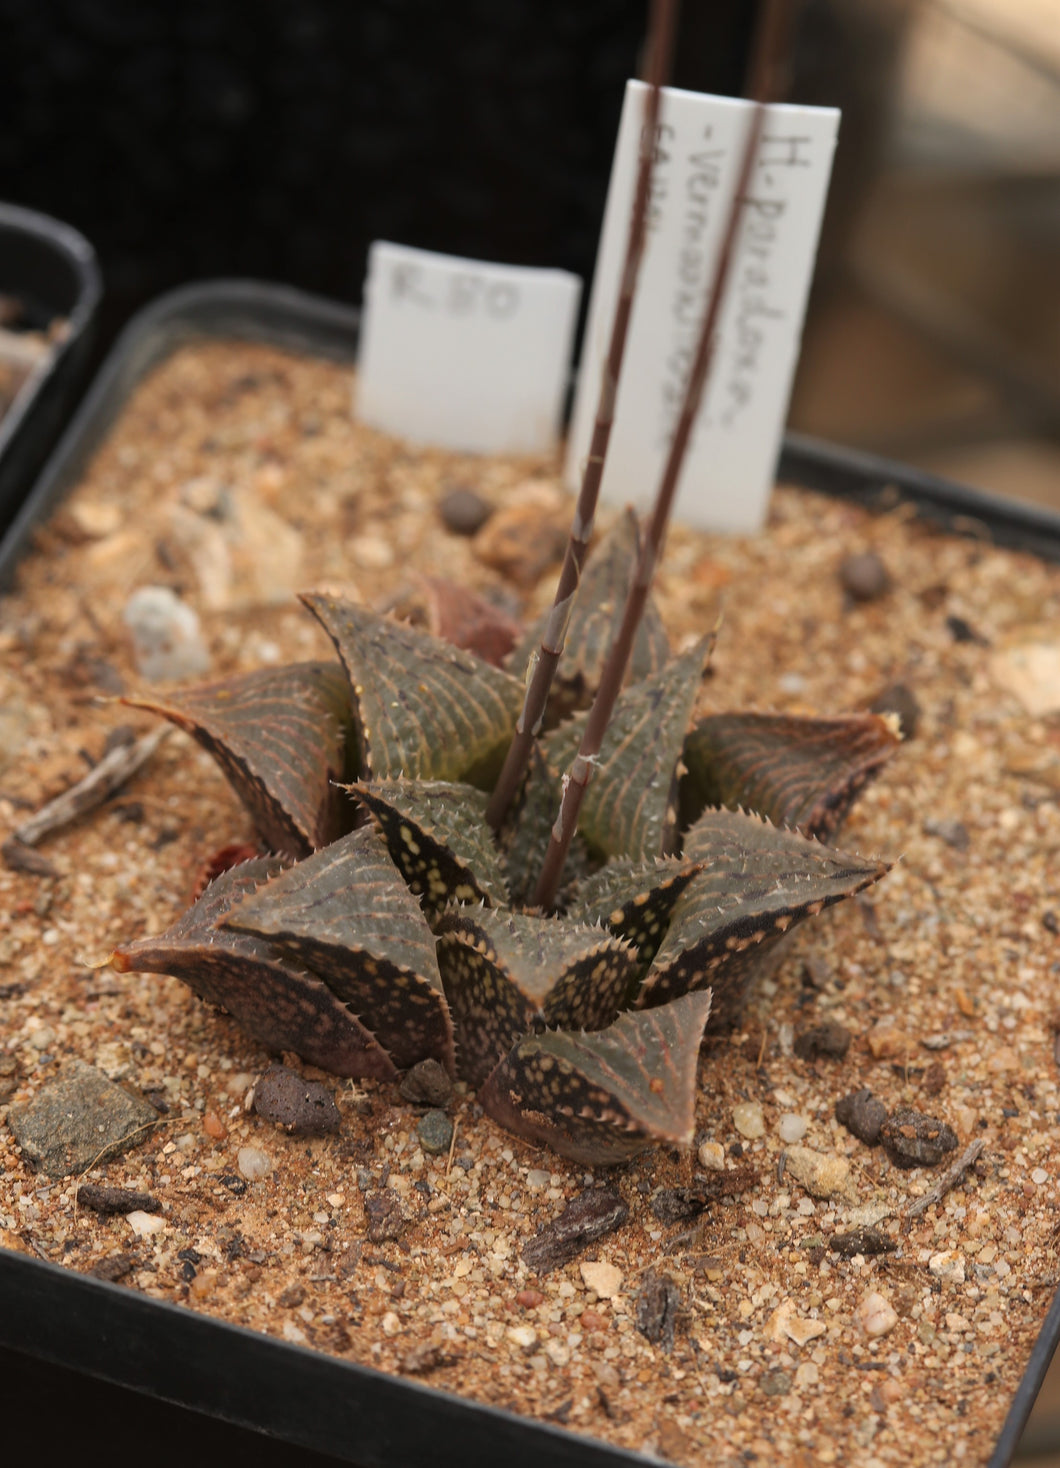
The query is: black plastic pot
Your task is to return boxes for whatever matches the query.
[0,201,101,542]
[1,279,1058,1466]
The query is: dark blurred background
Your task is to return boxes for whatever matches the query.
[0,0,1057,502]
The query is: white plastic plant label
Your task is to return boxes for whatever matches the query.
[566,83,839,532]
[356,241,581,456]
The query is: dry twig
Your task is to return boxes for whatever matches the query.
[904,1138,986,1221]
[486,0,678,832]
[4,726,170,856]
[534,0,792,909]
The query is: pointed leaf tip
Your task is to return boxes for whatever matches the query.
[480,989,713,1165]
[681,711,899,840]
[302,592,524,787]
[123,661,355,858]
[111,858,396,1080]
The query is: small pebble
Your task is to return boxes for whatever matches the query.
[237,1145,272,1181]
[760,1369,792,1398]
[398,1059,453,1108]
[507,1324,539,1351]
[784,1145,857,1202]
[525,1168,551,1190]
[866,1020,912,1060]
[252,1064,340,1136]
[929,1249,966,1284]
[857,1291,898,1338]
[580,1261,623,1299]
[439,486,492,536]
[778,1113,809,1143]
[416,1108,454,1156]
[839,550,891,603]
[381,1311,401,1337]
[835,1088,889,1146]
[766,1298,826,1346]
[697,1140,725,1170]
[733,1101,765,1139]
[123,585,210,682]
[880,1107,958,1168]
[127,1210,166,1238]
[203,1110,228,1140]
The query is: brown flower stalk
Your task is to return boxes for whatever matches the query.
[533,0,793,911]
[485,0,679,833]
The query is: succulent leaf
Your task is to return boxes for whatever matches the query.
[681,711,900,840]
[568,857,705,969]
[350,777,509,914]
[436,908,637,1088]
[508,509,670,716]
[640,807,889,1019]
[543,632,715,861]
[301,592,524,787]
[222,826,454,1073]
[124,661,355,859]
[479,990,713,1165]
[109,859,395,1079]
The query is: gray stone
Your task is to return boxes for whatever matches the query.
[399,1059,453,1108]
[7,1059,158,1176]
[439,486,492,536]
[123,585,210,682]
[416,1108,454,1156]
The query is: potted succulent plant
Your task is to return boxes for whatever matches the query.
[3,5,1060,1465]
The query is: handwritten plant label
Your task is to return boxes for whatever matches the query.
[567,83,839,532]
[356,241,581,456]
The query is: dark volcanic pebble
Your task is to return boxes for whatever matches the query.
[869,682,920,740]
[835,1088,889,1146]
[252,1064,340,1136]
[794,1022,852,1062]
[880,1107,959,1168]
[839,550,890,602]
[399,1058,453,1108]
[416,1108,454,1156]
[439,486,492,536]
[522,1188,629,1273]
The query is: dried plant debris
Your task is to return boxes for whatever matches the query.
[522,1188,630,1273]
[108,518,894,1165]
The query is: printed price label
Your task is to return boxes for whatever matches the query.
[566,83,839,532]
[356,241,581,456]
